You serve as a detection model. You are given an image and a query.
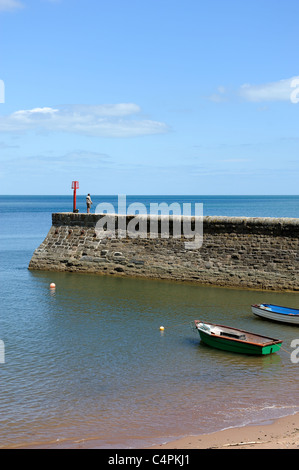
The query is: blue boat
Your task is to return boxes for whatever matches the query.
[252,304,299,325]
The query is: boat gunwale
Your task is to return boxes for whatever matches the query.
[194,320,282,347]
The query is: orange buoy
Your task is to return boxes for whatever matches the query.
[50,283,56,289]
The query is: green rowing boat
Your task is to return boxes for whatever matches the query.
[194,321,282,355]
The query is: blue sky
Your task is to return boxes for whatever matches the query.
[1,0,299,195]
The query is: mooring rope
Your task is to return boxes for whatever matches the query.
[280,345,291,355]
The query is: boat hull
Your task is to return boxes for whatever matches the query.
[252,305,299,325]
[194,321,282,355]
[198,329,281,355]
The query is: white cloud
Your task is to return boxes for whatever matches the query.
[60,103,141,116]
[239,76,299,102]
[0,0,23,11]
[207,86,228,103]
[0,103,169,137]
[208,76,299,103]
[13,107,59,116]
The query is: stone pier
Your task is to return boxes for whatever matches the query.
[28,213,299,291]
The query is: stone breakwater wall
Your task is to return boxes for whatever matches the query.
[28,213,299,291]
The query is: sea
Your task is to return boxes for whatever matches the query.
[0,195,299,449]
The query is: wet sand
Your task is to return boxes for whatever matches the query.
[7,413,299,449]
[150,413,299,449]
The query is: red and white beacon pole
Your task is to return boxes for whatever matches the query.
[72,181,79,213]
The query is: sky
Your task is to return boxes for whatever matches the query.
[1,0,299,195]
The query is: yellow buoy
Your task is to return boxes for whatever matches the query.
[159,326,165,331]
[50,283,56,289]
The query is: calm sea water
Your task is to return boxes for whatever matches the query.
[0,195,299,449]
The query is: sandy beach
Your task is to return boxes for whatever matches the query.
[150,413,299,449]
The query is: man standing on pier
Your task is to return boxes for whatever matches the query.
[86,193,93,213]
